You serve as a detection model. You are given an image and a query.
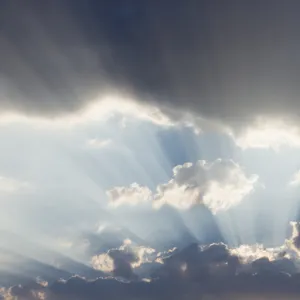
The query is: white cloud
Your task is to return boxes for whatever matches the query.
[106,159,258,214]
[0,94,174,130]
[91,252,114,273]
[230,118,300,150]
[154,159,258,213]
[229,244,284,265]
[107,183,152,207]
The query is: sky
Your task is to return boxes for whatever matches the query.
[2,0,300,299]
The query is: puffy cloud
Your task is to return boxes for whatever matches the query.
[107,183,152,207]
[229,244,284,265]
[154,159,258,213]
[108,159,258,214]
[91,253,114,273]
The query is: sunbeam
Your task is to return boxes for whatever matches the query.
[3,0,300,299]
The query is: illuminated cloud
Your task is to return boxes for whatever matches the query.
[155,159,258,213]
[91,252,114,273]
[0,96,174,130]
[107,183,152,208]
[108,159,258,214]
[230,118,300,150]
[288,222,300,255]
[229,244,285,265]
[91,239,156,275]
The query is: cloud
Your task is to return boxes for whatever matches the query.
[155,159,258,213]
[91,252,114,273]
[6,229,300,299]
[0,95,173,130]
[3,1,300,149]
[5,283,46,300]
[45,274,300,299]
[108,159,258,214]
[229,244,284,265]
[289,222,300,254]
[231,119,300,150]
[91,239,157,277]
[107,183,152,207]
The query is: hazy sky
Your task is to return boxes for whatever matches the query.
[2,0,300,299]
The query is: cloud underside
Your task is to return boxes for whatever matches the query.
[107,159,258,213]
[2,1,300,141]
[2,220,300,299]
[6,279,300,300]
[4,231,300,300]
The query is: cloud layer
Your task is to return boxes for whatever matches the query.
[4,229,300,300]
[2,0,300,136]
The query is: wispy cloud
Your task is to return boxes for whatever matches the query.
[86,138,112,149]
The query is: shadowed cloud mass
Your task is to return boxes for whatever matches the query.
[2,0,300,136]
[3,226,300,299]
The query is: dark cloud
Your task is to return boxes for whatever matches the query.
[251,256,298,275]
[108,248,138,280]
[8,282,46,300]
[2,0,300,128]
[5,241,300,299]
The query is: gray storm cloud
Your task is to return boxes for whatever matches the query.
[1,0,300,131]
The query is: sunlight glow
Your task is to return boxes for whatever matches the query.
[231,118,300,150]
[0,95,174,130]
